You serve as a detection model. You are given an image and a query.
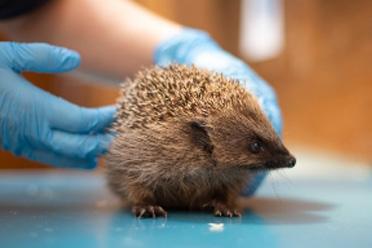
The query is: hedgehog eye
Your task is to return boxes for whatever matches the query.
[249,141,264,154]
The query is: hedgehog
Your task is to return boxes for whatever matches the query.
[105,64,296,218]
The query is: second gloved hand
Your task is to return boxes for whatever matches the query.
[0,42,116,168]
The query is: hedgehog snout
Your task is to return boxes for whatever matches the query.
[264,154,296,169]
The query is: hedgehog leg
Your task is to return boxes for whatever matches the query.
[203,191,241,217]
[128,186,167,218]
[212,201,241,217]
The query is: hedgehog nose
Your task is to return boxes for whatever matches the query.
[287,157,296,168]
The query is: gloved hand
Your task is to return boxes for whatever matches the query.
[0,42,116,169]
[155,28,283,195]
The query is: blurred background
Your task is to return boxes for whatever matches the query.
[1,0,371,169]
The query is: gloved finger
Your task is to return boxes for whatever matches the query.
[5,66,115,134]
[26,149,97,169]
[47,103,116,134]
[5,68,116,134]
[43,130,114,159]
[0,42,80,73]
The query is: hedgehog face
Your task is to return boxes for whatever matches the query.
[188,111,296,171]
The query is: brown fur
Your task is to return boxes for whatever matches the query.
[105,65,295,217]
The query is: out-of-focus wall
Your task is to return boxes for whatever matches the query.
[1,0,371,169]
[254,0,372,160]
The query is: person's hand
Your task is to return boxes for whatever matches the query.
[154,28,283,195]
[0,42,116,169]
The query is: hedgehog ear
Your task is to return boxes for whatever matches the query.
[189,120,213,154]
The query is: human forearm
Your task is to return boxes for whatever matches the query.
[0,0,181,81]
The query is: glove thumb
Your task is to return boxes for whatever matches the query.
[1,42,80,73]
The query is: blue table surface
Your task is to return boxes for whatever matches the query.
[1,151,372,248]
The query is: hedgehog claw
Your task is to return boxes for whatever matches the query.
[226,210,233,217]
[138,208,146,218]
[154,206,167,217]
[214,210,222,217]
[148,206,155,218]
[233,210,242,217]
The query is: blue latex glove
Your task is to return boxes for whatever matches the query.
[0,42,116,169]
[155,28,283,195]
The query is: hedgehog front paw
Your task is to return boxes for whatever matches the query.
[132,205,167,218]
[203,201,241,217]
